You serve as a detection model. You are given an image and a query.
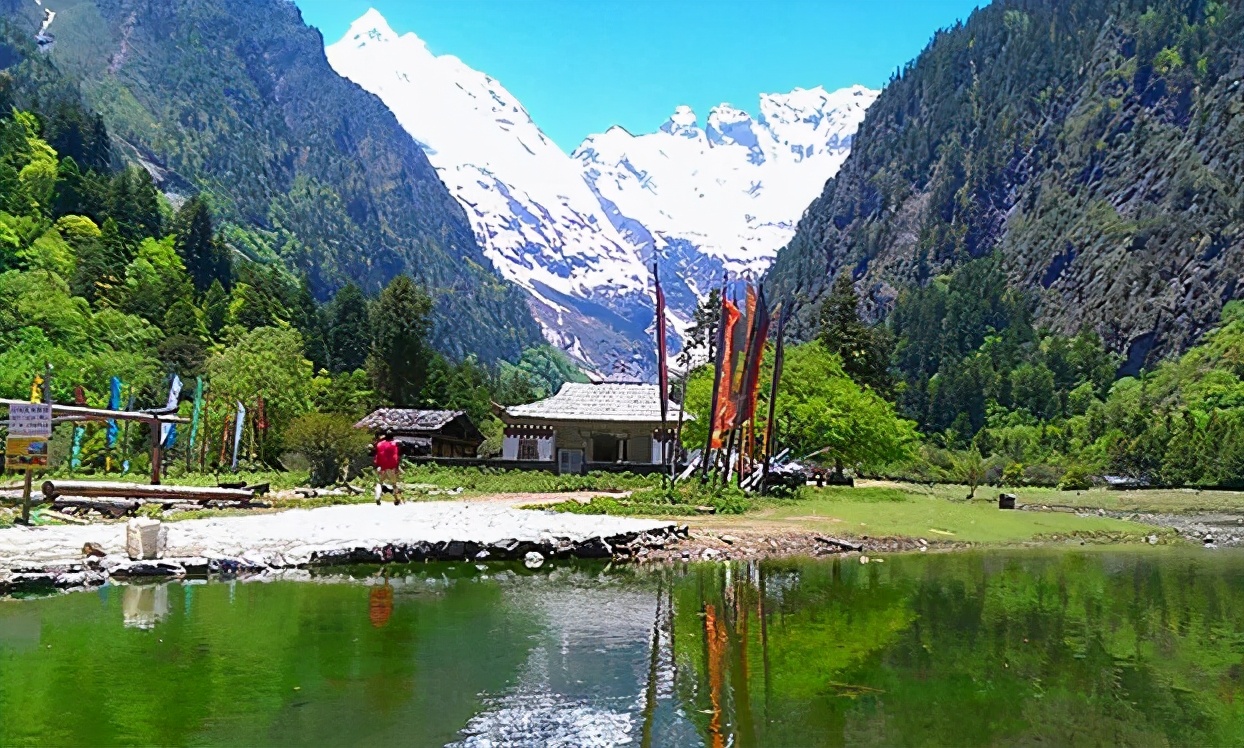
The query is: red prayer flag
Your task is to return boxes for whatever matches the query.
[711,298,742,449]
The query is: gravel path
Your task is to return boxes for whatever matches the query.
[0,501,677,569]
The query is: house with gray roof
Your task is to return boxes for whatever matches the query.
[354,409,484,457]
[500,382,686,473]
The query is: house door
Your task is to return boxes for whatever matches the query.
[558,449,583,475]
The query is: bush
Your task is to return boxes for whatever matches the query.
[1058,465,1094,491]
[1001,462,1026,487]
[1023,463,1064,487]
[284,413,371,487]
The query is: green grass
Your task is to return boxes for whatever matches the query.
[901,482,1244,515]
[396,463,661,495]
[768,487,1166,544]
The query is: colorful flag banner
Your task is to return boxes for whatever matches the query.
[231,401,246,470]
[739,287,771,427]
[188,378,205,451]
[29,375,43,403]
[653,263,669,423]
[711,297,742,449]
[106,376,122,448]
[160,375,183,446]
[70,425,84,470]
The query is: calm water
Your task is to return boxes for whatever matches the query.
[2,550,1244,746]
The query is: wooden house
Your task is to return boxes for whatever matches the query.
[354,409,484,458]
[499,383,685,474]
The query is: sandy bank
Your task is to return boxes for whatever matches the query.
[0,501,682,594]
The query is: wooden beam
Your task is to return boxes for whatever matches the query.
[42,480,254,502]
[0,399,188,423]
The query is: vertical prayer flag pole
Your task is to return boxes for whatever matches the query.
[701,280,729,480]
[761,306,788,495]
[653,262,670,480]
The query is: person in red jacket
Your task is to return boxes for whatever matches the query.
[372,431,402,505]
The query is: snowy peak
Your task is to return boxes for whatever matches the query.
[327,9,877,378]
[659,105,699,137]
[342,7,400,46]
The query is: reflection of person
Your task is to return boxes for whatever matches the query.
[373,431,402,505]
[369,578,394,629]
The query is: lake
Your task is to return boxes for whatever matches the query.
[1,549,1242,746]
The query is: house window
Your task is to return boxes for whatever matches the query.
[518,438,540,460]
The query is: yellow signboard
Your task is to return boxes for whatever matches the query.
[5,436,48,470]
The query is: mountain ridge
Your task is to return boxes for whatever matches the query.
[764,0,1244,371]
[1,0,543,363]
[327,8,877,376]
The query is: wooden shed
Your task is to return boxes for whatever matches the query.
[354,409,485,458]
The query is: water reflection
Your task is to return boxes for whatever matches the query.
[0,552,1242,746]
[120,584,169,630]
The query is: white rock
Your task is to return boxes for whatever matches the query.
[523,552,544,569]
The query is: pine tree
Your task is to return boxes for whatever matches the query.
[71,218,128,306]
[818,273,893,396]
[328,282,371,373]
[174,196,231,292]
[293,275,330,372]
[367,275,432,406]
[201,279,229,337]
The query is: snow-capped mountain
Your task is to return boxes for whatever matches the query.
[326,9,875,376]
[576,85,877,287]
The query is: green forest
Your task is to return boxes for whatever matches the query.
[766,0,1242,368]
[0,70,583,481]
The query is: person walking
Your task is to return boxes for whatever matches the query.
[373,431,402,505]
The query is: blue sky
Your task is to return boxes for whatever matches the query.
[296,0,983,153]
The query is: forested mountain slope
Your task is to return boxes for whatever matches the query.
[766,0,1244,373]
[1,0,542,362]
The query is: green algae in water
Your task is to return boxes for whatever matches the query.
[1,551,1242,746]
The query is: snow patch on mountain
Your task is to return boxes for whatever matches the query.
[326,9,875,376]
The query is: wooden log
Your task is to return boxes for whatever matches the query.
[814,536,864,553]
[42,480,253,503]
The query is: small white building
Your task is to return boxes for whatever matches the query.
[500,383,686,474]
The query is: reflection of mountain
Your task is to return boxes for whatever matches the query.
[326,10,875,377]
[452,574,699,747]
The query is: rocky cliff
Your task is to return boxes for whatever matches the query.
[765,0,1243,372]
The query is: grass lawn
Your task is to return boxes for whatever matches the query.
[692,485,1170,545]
[880,481,1244,515]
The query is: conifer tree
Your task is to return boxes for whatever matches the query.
[174,196,231,292]
[818,273,893,396]
[70,218,129,306]
[367,275,432,406]
[201,279,229,337]
[328,282,370,373]
[293,275,330,372]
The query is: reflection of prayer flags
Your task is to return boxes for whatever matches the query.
[106,377,122,448]
[161,375,183,446]
[231,401,246,470]
[188,378,205,451]
[369,585,394,628]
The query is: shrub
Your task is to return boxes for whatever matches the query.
[1023,463,1064,487]
[1001,462,1026,487]
[284,413,371,487]
[1058,465,1094,491]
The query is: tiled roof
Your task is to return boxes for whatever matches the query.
[503,383,689,423]
[354,409,464,432]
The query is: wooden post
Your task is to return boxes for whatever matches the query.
[149,418,162,485]
[19,468,32,525]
